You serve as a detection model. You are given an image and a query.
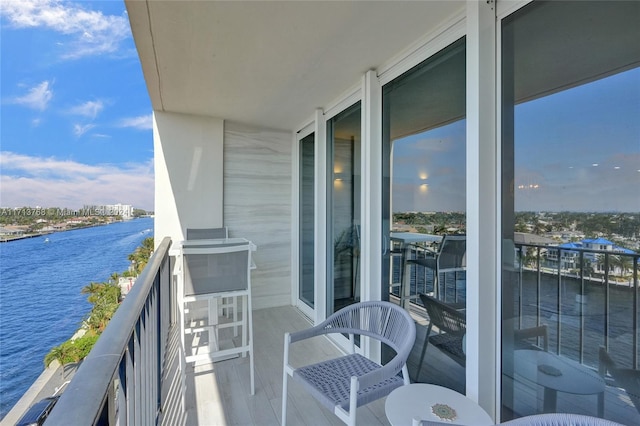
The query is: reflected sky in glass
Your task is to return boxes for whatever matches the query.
[392,66,639,214]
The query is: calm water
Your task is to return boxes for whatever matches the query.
[0,218,153,419]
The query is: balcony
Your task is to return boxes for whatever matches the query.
[44,235,639,425]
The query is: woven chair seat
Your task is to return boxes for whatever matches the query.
[293,353,405,411]
[282,301,416,426]
[430,333,465,365]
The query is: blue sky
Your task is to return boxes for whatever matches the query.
[1,0,154,210]
[392,67,640,213]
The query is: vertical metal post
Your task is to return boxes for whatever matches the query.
[127,339,135,425]
[536,247,541,327]
[579,251,585,364]
[634,256,638,369]
[134,321,142,426]
[604,254,610,350]
[557,250,562,355]
[518,246,523,329]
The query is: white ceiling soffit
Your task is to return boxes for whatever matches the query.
[125,0,465,131]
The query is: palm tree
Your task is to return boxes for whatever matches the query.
[44,345,65,367]
[532,221,547,235]
[81,282,105,304]
[611,254,633,277]
[595,254,607,274]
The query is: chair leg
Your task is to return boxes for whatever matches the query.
[282,333,290,426]
[281,373,288,426]
[598,390,605,418]
[416,324,433,381]
[348,376,358,426]
[247,294,255,395]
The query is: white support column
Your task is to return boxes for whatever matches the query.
[153,111,224,246]
[362,70,383,303]
[314,108,327,325]
[466,0,498,420]
[291,131,300,307]
[362,70,383,361]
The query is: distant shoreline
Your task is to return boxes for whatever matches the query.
[0,220,130,243]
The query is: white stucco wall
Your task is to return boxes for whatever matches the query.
[153,111,224,246]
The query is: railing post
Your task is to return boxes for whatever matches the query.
[604,254,610,350]
[634,256,638,369]
[557,250,562,355]
[536,247,541,329]
[517,245,523,329]
[579,251,585,365]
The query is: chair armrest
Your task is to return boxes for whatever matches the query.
[288,321,337,344]
[356,355,404,390]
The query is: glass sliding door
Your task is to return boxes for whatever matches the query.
[382,38,466,390]
[327,102,361,315]
[299,132,315,310]
[501,2,640,422]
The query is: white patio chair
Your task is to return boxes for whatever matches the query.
[186,226,228,240]
[281,301,416,426]
[180,240,254,394]
[185,227,233,319]
[406,235,466,302]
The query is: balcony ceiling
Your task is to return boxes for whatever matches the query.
[126,1,639,137]
[125,0,465,132]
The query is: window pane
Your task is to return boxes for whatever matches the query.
[382,37,466,391]
[328,102,361,315]
[501,2,640,423]
[299,132,315,308]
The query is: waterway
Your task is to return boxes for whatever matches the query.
[0,217,153,420]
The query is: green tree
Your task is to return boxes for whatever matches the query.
[43,237,154,367]
[611,254,633,276]
[128,237,154,274]
[81,282,105,304]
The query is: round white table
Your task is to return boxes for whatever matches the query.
[513,349,605,413]
[385,383,493,425]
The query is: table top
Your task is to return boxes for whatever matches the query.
[514,349,605,396]
[390,232,442,244]
[385,383,493,426]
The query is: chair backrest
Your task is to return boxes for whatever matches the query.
[183,242,250,296]
[514,325,548,351]
[321,301,416,357]
[186,227,228,240]
[500,413,624,425]
[599,346,640,415]
[419,294,465,336]
[437,235,466,271]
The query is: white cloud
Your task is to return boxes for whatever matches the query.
[0,151,154,210]
[11,81,53,110]
[69,100,104,118]
[73,123,95,137]
[0,0,131,59]
[118,114,153,130]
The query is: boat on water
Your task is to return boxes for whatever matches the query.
[44,238,50,243]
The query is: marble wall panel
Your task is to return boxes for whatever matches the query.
[224,122,293,309]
